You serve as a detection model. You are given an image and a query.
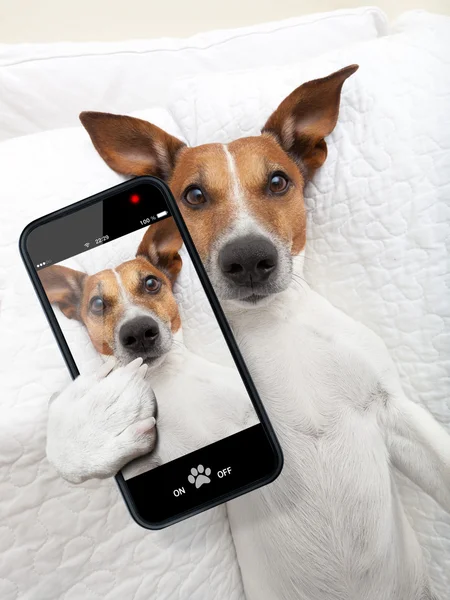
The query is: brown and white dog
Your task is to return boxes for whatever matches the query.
[42,218,255,481]
[47,66,450,599]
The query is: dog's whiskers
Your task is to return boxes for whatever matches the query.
[291,273,309,296]
[302,255,320,265]
[172,338,187,352]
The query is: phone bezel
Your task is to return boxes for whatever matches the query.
[19,175,283,529]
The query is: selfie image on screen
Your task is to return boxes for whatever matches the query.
[38,215,260,480]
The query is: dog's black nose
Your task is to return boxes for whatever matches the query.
[119,316,159,352]
[218,236,278,285]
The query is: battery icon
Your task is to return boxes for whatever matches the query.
[156,211,168,219]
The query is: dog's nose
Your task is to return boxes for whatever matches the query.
[119,316,159,352]
[218,236,278,285]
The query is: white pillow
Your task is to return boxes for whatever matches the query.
[166,11,450,595]
[0,7,388,141]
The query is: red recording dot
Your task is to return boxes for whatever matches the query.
[130,194,140,204]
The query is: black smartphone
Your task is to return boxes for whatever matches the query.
[19,176,283,529]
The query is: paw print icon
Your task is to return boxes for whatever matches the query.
[188,465,211,489]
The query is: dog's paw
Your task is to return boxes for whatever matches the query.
[47,358,157,483]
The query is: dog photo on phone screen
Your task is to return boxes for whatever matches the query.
[39,216,259,480]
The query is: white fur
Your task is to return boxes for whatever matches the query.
[225,280,448,600]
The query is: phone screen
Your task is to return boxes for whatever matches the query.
[22,178,281,527]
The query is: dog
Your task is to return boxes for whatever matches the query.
[46,66,450,599]
[41,217,256,481]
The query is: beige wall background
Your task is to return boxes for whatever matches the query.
[0,0,449,43]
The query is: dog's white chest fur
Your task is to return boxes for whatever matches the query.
[225,286,429,600]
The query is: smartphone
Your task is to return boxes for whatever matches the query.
[19,176,283,529]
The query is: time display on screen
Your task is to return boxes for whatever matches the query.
[95,235,109,245]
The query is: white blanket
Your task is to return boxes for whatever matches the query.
[168,10,450,596]
[0,8,449,600]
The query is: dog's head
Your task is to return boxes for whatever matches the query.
[39,218,183,365]
[80,65,357,306]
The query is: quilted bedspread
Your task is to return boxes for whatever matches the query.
[0,9,449,600]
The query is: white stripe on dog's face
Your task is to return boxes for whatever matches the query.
[220,143,269,241]
[222,144,248,215]
[112,269,134,311]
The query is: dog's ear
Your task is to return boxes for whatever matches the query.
[137,217,183,284]
[262,65,358,176]
[39,265,87,320]
[79,112,186,180]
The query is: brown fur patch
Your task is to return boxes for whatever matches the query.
[169,144,235,260]
[137,218,183,282]
[38,265,87,321]
[262,65,358,175]
[228,136,307,254]
[79,111,186,179]
[116,259,181,334]
[168,137,307,258]
[79,269,119,355]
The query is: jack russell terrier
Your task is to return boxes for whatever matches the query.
[47,66,450,599]
[41,218,256,481]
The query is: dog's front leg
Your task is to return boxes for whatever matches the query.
[379,390,450,512]
[47,357,157,483]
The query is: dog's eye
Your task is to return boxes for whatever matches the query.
[144,276,161,293]
[183,186,206,207]
[269,172,290,195]
[90,296,106,315]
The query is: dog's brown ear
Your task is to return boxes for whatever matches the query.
[262,65,358,176]
[39,265,87,320]
[79,112,186,180]
[137,217,183,284]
